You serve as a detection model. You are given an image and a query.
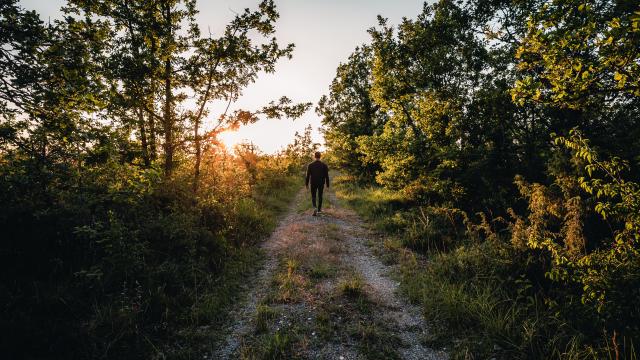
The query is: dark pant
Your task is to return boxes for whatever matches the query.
[310,184,324,211]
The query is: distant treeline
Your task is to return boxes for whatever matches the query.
[320,0,639,358]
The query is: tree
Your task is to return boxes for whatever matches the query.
[282,124,319,173]
[512,0,640,109]
[68,0,310,184]
[316,45,384,182]
[0,1,310,357]
[511,0,640,163]
[317,0,640,356]
[508,0,640,342]
[343,1,496,204]
[0,0,110,181]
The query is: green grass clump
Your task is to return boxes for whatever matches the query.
[334,177,409,225]
[334,176,466,252]
[314,308,334,340]
[272,258,308,303]
[308,260,336,279]
[254,304,279,334]
[260,331,296,359]
[240,330,300,360]
[338,275,365,298]
[352,320,401,360]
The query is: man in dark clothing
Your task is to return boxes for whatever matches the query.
[306,151,330,216]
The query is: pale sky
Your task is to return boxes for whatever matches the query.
[20,0,424,153]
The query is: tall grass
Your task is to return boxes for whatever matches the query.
[333,175,636,359]
[0,154,302,360]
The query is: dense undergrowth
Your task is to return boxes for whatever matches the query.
[0,152,303,359]
[334,175,638,360]
[320,1,640,358]
[0,0,317,358]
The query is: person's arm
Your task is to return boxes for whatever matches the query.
[305,164,310,188]
[324,164,330,188]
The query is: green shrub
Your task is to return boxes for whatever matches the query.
[335,174,639,359]
[0,155,301,358]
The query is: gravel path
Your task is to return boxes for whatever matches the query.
[214,190,307,359]
[328,192,445,360]
[213,187,447,360]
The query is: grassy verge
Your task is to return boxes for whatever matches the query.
[333,175,634,360]
[167,174,303,358]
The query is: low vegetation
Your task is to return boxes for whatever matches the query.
[321,1,640,358]
[0,140,310,359]
[335,170,638,359]
[0,1,316,357]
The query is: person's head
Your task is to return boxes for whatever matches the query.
[314,151,321,160]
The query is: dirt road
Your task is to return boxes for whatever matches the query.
[213,187,447,360]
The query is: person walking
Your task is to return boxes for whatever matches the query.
[305,151,330,216]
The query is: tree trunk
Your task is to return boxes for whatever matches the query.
[162,4,173,178]
[138,107,150,167]
[149,36,158,162]
[193,117,201,193]
[163,59,173,177]
[148,106,157,161]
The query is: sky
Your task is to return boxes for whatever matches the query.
[19,0,424,153]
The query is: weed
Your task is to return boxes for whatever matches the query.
[274,258,307,302]
[261,331,296,359]
[254,304,279,333]
[338,275,364,298]
[240,329,300,360]
[337,275,372,313]
[308,260,336,279]
[351,320,401,359]
[315,309,333,340]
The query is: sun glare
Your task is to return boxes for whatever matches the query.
[217,128,245,151]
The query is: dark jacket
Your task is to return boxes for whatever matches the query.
[306,160,329,187]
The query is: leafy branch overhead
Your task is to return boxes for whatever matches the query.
[513,0,640,109]
[209,97,311,140]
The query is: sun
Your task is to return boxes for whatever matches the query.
[217,128,245,151]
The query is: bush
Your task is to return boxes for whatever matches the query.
[334,165,639,359]
[0,148,302,359]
